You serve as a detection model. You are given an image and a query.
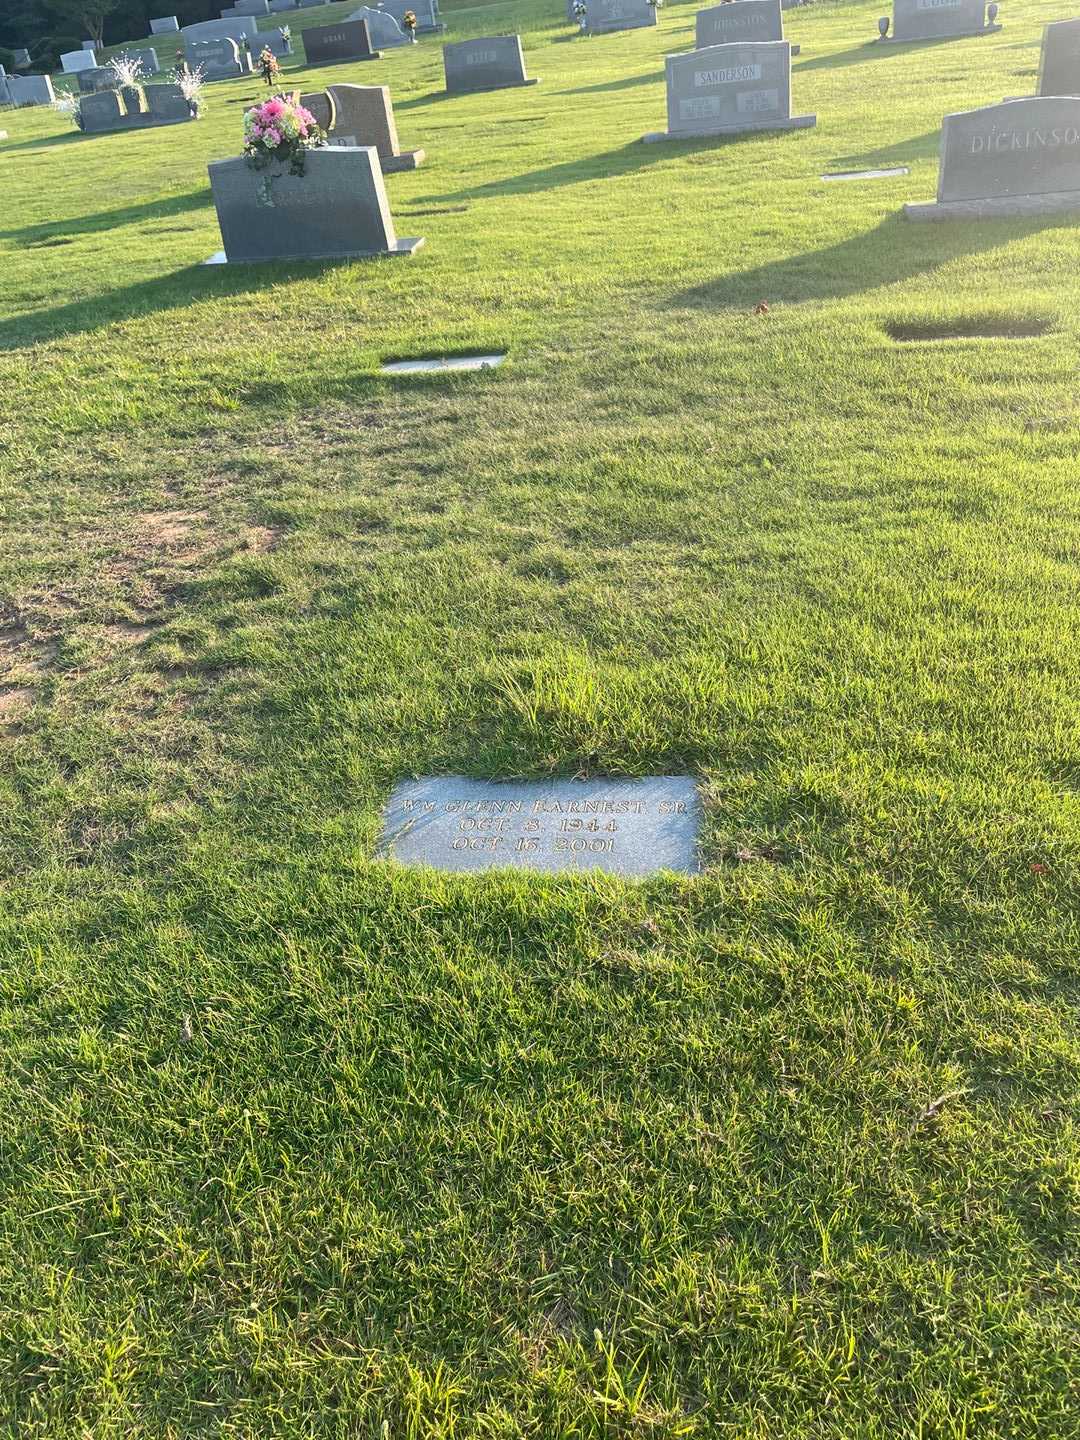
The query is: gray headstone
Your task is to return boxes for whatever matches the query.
[181,15,259,42]
[116,46,162,74]
[379,776,702,877]
[302,18,380,63]
[1039,18,1080,97]
[231,0,270,13]
[883,0,998,43]
[375,0,441,32]
[917,97,1080,208]
[8,73,54,105]
[81,39,97,50]
[587,0,657,34]
[77,66,120,93]
[257,28,294,56]
[13,48,31,67]
[325,81,423,167]
[347,6,408,46]
[80,89,126,130]
[149,16,180,32]
[207,144,423,260]
[443,35,535,93]
[187,35,246,78]
[648,39,814,139]
[61,49,98,72]
[696,0,786,48]
[269,0,296,11]
[144,81,192,121]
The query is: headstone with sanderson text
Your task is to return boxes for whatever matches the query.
[905,96,1080,219]
[379,775,702,877]
[644,39,815,141]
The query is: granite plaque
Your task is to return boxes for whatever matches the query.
[443,34,536,92]
[380,776,702,876]
[303,18,381,63]
[587,0,657,34]
[696,0,795,53]
[906,97,1080,217]
[207,145,423,260]
[646,39,814,140]
[881,0,999,43]
[1039,18,1080,98]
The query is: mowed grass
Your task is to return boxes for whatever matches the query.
[3,0,1080,1434]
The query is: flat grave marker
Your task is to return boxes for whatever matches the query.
[906,96,1080,219]
[381,353,506,372]
[379,775,702,877]
[822,165,910,180]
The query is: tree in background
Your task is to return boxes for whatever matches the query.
[0,0,218,66]
[43,0,124,49]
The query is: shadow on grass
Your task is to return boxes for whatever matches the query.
[0,189,211,244]
[424,133,762,201]
[0,129,88,155]
[825,129,941,173]
[0,255,355,351]
[793,37,967,72]
[552,69,662,95]
[671,214,1056,307]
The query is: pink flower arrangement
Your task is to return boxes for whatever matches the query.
[242,93,326,176]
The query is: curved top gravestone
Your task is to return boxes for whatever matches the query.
[347,6,408,45]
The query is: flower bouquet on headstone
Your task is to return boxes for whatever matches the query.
[243,93,325,177]
[573,0,587,29]
[403,10,417,40]
[175,62,205,116]
[258,46,281,85]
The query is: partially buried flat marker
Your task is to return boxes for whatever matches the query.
[821,167,909,182]
[379,775,702,877]
[381,354,506,374]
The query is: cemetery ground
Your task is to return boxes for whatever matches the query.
[2,0,1080,1432]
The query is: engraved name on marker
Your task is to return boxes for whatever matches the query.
[379,776,701,877]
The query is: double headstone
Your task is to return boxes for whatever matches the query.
[347,6,409,46]
[586,0,657,34]
[905,97,1080,219]
[1039,18,1080,97]
[61,49,98,72]
[149,16,180,32]
[302,18,381,63]
[443,35,537,93]
[301,81,425,169]
[207,145,424,261]
[187,35,249,78]
[645,39,814,140]
[878,0,1000,44]
[696,0,799,55]
[79,81,194,131]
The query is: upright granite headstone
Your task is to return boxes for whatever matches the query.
[80,89,126,130]
[906,96,1080,218]
[586,0,657,34]
[696,0,798,54]
[181,15,259,42]
[187,35,247,78]
[207,144,423,260]
[347,6,408,46]
[443,35,537,93]
[13,47,32,67]
[303,18,381,63]
[116,46,162,74]
[258,27,294,57]
[81,39,97,50]
[1039,18,1080,97]
[269,0,297,11]
[323,81,425,168]
[61,49,97,72]
[150,16,181,32]
[231,0,270,13]
[77,66,119,93]
[376,0,443,34]
[379,776,702,877]
[144,82,195,121]
[879,0,1000,43]
[8,73,54,105]
[645,39,814,140]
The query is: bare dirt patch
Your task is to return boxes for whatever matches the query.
[0,686,34,722]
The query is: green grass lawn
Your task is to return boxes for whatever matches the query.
[3,0,1080,1433]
